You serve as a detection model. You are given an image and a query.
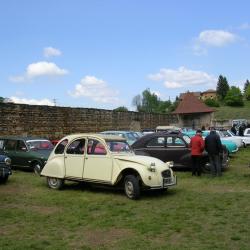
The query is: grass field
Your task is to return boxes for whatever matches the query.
[1,148,250,250]
[214,101,250,120]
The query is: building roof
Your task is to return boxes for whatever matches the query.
[179,91,201,100]
[202,89,216,94]
[172,92,214,114]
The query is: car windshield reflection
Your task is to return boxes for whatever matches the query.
[106,141,133,153]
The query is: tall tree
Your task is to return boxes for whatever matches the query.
[243,79,250,95]
[216,75,229,100]
[224,86,244,106]
[245,84,250,101]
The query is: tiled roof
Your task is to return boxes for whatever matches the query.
[173,92,214,114]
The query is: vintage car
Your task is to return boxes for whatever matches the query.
[100,131,138,145]
[183,130,238,155]
[244,128,250,137]
[41,134,177,199]
[0,154,12,183]
[0,136,54,174]
[131,131,229,172]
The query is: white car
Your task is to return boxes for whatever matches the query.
[244,128,250,137]
[226,130,250,146]
[218,130,244,148]
[41,134,176,199]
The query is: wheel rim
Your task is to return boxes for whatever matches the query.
[125,180,134,198]
[48,178,59,187]
[34,164,41,175]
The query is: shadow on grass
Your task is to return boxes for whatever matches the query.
[61,181,178,200]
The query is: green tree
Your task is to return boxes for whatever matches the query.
[245,84,250,101]
[0,96,4,102]
[224,86,244,106]
[113,106,129,112]
[216,75,229,100]
[243,79,250,95]
[132,89,172,113]
[204,98,220,107]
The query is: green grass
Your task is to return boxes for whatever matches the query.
[214,100,250,120]
[1,148,250,250]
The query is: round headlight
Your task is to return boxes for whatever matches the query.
[5,157,11,166]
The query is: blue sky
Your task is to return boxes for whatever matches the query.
[1,0,250,110]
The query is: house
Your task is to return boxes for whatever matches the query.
[201,89,217,100]
[173,92,214,129]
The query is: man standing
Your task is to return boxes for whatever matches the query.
[205,129,223,177]
[189,129,205,176]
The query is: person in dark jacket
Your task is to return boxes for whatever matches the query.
[189,129,205,176]
[205,129,223,177]
[231,124,237,135]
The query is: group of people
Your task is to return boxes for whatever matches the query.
[189,128,222,177]
[231,123,247,136]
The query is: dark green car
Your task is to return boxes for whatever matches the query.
[0,136,54,174]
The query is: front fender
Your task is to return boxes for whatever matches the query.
[41,155,65,178]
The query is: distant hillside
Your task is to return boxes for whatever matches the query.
[214,101,250,120]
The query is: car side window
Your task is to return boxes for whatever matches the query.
[174,137,185,147]
[147,137,165,147]
[166,137,174,146]
[16,140,27,151]
[66,139,85,155]
[87,139,107,155]
[55,139,68,154]
[5,140,17,151]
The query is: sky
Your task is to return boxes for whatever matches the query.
[1,0,250,110]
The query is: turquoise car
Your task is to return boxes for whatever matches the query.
[182,130,238,155]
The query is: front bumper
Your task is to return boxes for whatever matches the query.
[0,166,12,178]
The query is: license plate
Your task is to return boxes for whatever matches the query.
[163,177,172,186]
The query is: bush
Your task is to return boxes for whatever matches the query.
[204,98,220,107]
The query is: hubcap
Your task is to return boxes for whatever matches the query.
[49,178,58,187]
[125,181,134,197]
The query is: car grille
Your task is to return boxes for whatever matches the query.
[162,170,171,178]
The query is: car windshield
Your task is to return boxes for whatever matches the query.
[124,132,137,140]
[27,140,54,150]
[183,135,191,144]
[106,141,133,153]
[220,131,232,137]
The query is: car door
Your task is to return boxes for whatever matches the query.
[3,139,18,166]
[165,136,191,167]
[143,136,168,162]
[14,140,30,167]
[83,138,113,183]
[64,138,86,179]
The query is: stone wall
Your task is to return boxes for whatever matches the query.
[0,103,177,139]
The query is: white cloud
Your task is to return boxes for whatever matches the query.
[9,96,54,106]
[198,30,237,47]
[9,61,68,82]
[148,66,217,89]
[44,47,62,57]
[69,75,120,104]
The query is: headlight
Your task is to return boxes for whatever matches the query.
[4,157,11,166]
[148,162,156,172]
[167,161,174,168]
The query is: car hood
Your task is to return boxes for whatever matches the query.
[113,154,169,169]
[30,149,52,159]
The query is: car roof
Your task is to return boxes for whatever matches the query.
[60,133,127,142]
[131,131,183,147]
[0,136,49,141]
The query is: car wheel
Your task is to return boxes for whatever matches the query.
[47,177,64,190]
[124,175,140,200]
[201,163,210,173]
[33,163,42,175]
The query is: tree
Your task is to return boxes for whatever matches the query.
[224,86,244,106]
[204,98,220,107]
[113,106,129,112]
[216,75,229,100]
[132,89,172,113]
[243,79,250,95]
[0,96,4,102]
[245,84,250,101]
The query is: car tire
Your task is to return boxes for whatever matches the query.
[124,175,140,200]
[33,163,42,175]
[0,176,9,184]
[47,177,64,190]
[201,163,210,173]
